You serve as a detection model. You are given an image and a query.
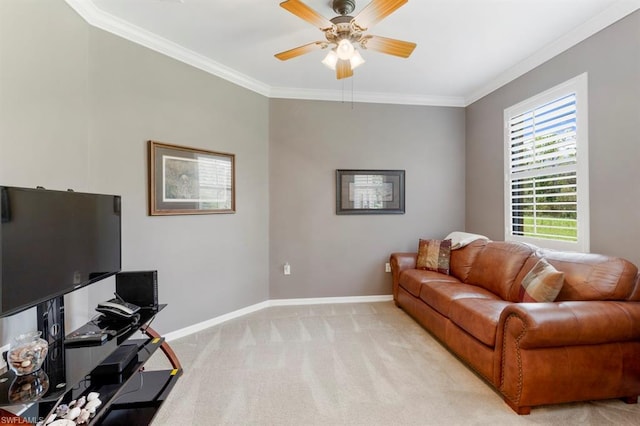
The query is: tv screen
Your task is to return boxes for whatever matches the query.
[0,186,121,317]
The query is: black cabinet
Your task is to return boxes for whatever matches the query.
[0,305,182,425]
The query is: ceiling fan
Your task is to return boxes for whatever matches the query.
[275,0,416,79]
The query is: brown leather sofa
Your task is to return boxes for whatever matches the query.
[390,239,640,414]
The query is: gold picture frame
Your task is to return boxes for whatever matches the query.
[148,141,235,216]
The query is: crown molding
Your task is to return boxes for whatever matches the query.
[464,0,640,106]
[64,0,272,97]
[269,87,466,107]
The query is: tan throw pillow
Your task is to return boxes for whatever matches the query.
[519,258,564,302]
[416,239,452,275]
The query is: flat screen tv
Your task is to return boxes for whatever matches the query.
[0,186,121,317]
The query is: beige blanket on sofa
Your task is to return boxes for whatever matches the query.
[445,231,489,250]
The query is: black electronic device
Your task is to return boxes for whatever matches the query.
[64,330,108,346]
[92,344,139,384]
[96,294,140,321]
[116,270,159,309]
[0,186,122,318]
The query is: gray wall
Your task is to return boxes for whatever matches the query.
[0,0,91,339]
[269,100,466,298]
[0,0,269,337]
[85,29,270,333]
[466,11,640,266]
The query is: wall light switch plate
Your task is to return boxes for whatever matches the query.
[284,263,291,275]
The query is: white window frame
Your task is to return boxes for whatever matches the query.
[504,73,589,252]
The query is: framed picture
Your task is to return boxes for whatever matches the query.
[148,141,235,216]
[336,169,405,215]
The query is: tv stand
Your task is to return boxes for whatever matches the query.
[0,304,181,425]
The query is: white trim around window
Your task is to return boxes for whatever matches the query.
[504,73,589,252]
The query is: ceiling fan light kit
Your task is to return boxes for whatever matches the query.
[349,50,366,69]
[275,0,416,80]
[336,39,355,60]
[322,50,339,69]
[321,48,365,72]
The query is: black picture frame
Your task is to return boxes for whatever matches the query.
[336,169,405,215]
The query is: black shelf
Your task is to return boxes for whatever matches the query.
[69,338,182,425]
[0,304,181,426]
[0,305,166,408]
[100,369,182,425]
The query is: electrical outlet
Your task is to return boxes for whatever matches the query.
[284,263,291,275]
[385,262,391,273]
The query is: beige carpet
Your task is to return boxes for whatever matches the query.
[146,302,640,425]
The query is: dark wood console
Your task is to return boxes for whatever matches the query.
[0,304,181,425]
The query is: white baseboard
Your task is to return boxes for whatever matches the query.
[268,295,393,306]
[163,301,270,342]
[163,295,393,342]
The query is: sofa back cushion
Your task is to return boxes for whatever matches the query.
[537,248,638,301]
[449,239,488,282]
[466,241,534,300]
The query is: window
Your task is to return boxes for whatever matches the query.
[504,74,589,252]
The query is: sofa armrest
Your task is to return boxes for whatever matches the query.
[498,301,640,412]
[390,253,417,300]
[500,301,640,348]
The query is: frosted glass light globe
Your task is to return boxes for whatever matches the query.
[322,50,339,70]
[336,39,355,60]
[350,50,365,69]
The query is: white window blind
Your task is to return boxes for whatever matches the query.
[504,74,589,252]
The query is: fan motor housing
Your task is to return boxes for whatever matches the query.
[332,0,356,16]
[326,16,362,44]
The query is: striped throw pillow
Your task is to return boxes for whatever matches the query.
[519,258,564,302]
[417,239,452,275]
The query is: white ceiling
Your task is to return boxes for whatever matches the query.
[66,0,639,106]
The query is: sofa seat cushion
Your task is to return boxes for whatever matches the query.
[399,269,460,297]
[449,298,512,347]
[418,281,499,319]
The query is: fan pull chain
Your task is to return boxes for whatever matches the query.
[339,77,355,109]
[351,76,354,110]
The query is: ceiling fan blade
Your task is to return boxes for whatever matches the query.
[352,0,408,31]
[360,35,416,58]
[275,42,326,61]
[336,59,353,80]
[280,0,335,30]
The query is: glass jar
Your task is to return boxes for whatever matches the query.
[8,331,48,376]
[8,369,49,403]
